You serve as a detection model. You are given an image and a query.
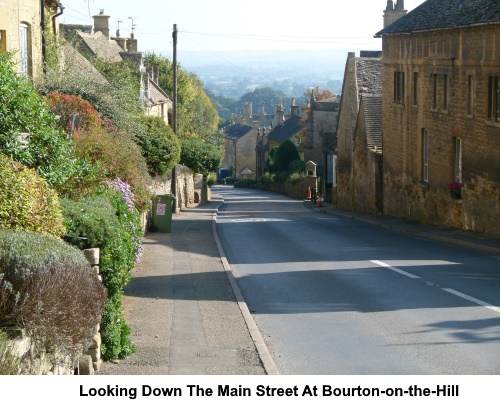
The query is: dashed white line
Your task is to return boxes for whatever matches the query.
[442,288,500,314]
[371,260,500,314]
[370,260,421,279]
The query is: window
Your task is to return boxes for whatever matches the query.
[454,138,462,183]
[394,71,404,104]
[295,137,302,145]
[467,75,474,115]
[432,74,448,110]
[19,23,29,77]
[433,74,438,108]
[443,74,448,109]
[0,30,6,53]
[421,129,429,183]
[488,76,500,122]
[413,72,418,105]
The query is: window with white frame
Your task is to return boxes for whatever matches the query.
[19,23,29,77]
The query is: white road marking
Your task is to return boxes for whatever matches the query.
[442,288,500,314]
[370,260,421,279]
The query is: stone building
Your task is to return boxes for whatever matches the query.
[0,0,64,79]
[336,52,382,210]
[303,94,339,200]
[375,0,500,235]
[222,123,260,179]
[61,10,171,124]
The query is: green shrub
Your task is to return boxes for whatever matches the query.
[207,173,216,188]
[0,329,21,375]
[0,229,107,361]
[288,159,306,174]
[135,116,181,176]
[0,52,99,193]
[180,138,222,176]
[72,126,153,211]
[0,155,66,237]
[61,180,143,361]
[234,179,257,188]
[274,140,300,173]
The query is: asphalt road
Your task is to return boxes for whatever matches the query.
[214,186,500,374]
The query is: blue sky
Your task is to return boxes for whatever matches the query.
[59,0,426,55]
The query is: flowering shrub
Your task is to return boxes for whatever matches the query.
[60,179,143,361]
[448,182,462,198]
[45,93,102,133]
[0,53,100,193]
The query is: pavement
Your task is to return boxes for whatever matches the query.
[98,187,500,375]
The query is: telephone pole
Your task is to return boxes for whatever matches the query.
[172,24,178,135]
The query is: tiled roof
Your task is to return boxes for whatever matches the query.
[61,42,109,87]
[355,58,382,99]
[224,124,254,140]
[76,30,124,62]
[148,79,172,106]
[360,94,382,151]
[375,0,500,36]
[267,116,304,143]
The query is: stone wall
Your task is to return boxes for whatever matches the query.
[4,248,103,375]
[382,25,500,235]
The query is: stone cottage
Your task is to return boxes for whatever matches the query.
[375,0,500,235]
[0,0,64,79]
[336,52,382,210]
[222,122,260,179]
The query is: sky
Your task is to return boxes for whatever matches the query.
[58,0,427,57]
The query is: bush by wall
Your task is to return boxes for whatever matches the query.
[61,180,143,360]
[0,229,107,365]
[0,52,99,194]
[0,154,66,237]
[135,116,181,176]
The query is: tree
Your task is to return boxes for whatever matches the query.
[180,138,222,176]
[142,52,220,146]
[274,140,301,174]
[300,87,333,124]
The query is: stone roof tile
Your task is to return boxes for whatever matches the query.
[376,0,500,36]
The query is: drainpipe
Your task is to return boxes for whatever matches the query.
[41,0,46,74]
[52,3,64,36]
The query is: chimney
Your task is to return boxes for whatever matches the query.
[275,103,285,126]
[114,37,127,50]
[383,0,407,28]
[291,105,301,118]
[252,121,259,130]
[261,102,266,115]
[93,10,110,39]
[127,33,138,52]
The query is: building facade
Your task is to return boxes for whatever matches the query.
[336,52,382,211]
[0,0,63,79]
[376,0,500,235]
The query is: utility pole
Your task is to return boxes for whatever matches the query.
[172,24,178,135]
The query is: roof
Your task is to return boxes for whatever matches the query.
[75,30,124,62]
[360,94,382,151]
[224,124,254,141]
[148,79,172,106]
[375,0,500,36]
[267,116,304,143]
[355,58,382,99]
[60,41,109,87]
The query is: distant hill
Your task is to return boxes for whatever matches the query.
[178,49,354,101]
